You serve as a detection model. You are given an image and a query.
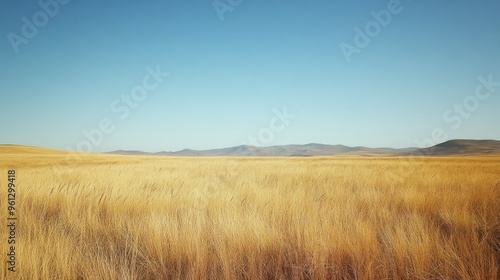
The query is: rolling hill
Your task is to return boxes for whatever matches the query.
[109,140,500,157]
[3,139,500,157]
[0,144,70,155]
[410,139,500,156]
[107,143,416,157]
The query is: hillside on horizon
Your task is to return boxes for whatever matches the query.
[110,139,500,157]
[408,139,500,156]
[2,139,500,157]
[106,139,500,157]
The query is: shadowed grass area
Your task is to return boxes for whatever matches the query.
[1,148,499,279]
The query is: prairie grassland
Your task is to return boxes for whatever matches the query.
[1,150,499,279]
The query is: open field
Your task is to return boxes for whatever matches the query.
[1,147,500,279]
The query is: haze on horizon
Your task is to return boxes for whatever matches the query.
[1,0,499,153]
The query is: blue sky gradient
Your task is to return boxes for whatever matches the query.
[1,0,499,152]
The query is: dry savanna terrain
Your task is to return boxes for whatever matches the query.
[0,145,499,279]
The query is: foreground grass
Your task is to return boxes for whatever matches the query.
[1,151,499,279]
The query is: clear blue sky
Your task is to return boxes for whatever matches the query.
[1,0,499,152]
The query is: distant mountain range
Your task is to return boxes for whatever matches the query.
[2,140,499,157]
[109,144,417,157]
[107,139,500,157]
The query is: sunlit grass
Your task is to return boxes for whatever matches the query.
[1,151,499,279]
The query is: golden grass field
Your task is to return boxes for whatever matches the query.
[1,146,499,279]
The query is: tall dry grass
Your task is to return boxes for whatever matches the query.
[0,152,499,279]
